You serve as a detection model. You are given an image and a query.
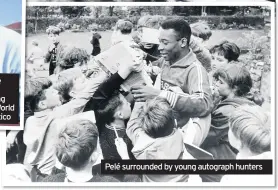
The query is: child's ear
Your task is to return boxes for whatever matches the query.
[69,91,75,98]
[90,151,99,163]
[232,87,238,95]
[115,111,124,119]
[38,100,47,110]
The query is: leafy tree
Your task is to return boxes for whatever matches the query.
[91,7,103,18]
[26,7,50,33]
[60,6,91,18]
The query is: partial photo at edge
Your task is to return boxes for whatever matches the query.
[0,0,23,130]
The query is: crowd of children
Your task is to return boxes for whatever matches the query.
[6,15,271,183]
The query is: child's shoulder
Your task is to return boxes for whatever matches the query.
[25,115,36,124]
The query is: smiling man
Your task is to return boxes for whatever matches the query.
[131,18,213,145]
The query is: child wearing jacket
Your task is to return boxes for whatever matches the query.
[126,97,188,182]
[200,63,261,182]
[221,105,271,185]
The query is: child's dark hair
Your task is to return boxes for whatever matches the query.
[25,77,52,122]
[56,46,89,72]
[95,92,124,132]
[138,97,175,138]
[116,20,133,35]
[25,77,52,98]
[53,75,74,103]
[56,119,99,170]
[213,63,264,105]
[245,89,265,106]
[28,78,52,112]
[210,41,240,62]
[213,63,252,97]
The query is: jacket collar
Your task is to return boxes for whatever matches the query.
[168,49,197,68]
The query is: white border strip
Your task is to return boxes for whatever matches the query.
[270,2,276,187]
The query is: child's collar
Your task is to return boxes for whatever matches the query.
[105,124,125,131]
[34,109,53,118]
[65,167,94,183]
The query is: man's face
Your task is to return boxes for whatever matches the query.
[158,28,184,63]
[48,33,59,44]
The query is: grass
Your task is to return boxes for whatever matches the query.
[26,29,266,56]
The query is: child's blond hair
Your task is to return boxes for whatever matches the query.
[229,105,271,154]
[190,21,212,41]
[139,97,175,138]
[46,26,61,35]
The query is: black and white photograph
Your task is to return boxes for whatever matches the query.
[4,4,275,186]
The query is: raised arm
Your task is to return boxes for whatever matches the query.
[190,36,212,72]
[126,102,145,145]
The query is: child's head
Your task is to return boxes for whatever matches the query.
[190,21,212,41]
[213,64,252,98]
[31,86,62,112]
[137,15,166,49]
[95,92,131,131]
[139,97,175,138]
[229,105,270,155]
[137,15,166,30]
[25,77,52,98]
[53,68,87,102]
[56,46,90,74]
[28,77,62,112]
[115,19,133,35]
[25,77,52,112]
[53,75,73,104]
[210,40,240,64]
[46,26,61,44]
[56,119,99,170]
